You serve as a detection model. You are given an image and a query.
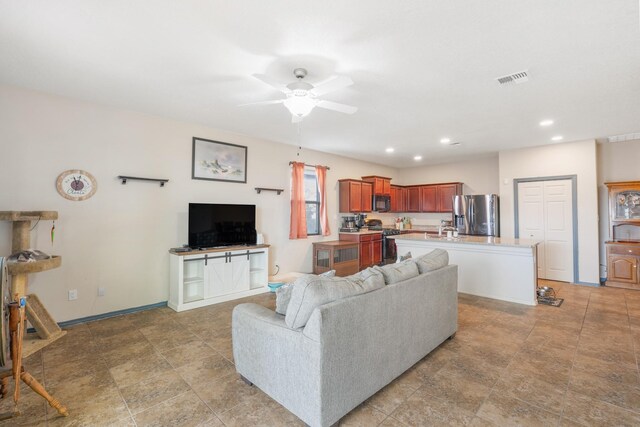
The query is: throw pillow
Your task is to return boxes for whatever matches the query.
[397,251,412,262]
[285,268,384,329]
[275,270,336,315]
[373,260,419,285]
[414,249,449,274]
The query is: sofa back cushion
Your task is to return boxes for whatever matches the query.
[275,270,336,315]
[373,260,420,285]
[285,268,385,329]
[414,249,449,274]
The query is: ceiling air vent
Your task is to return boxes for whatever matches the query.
[608,132,640,143]
[496,70,529,85]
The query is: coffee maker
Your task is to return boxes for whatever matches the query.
[355,213,367,229]
[340,216,358,232]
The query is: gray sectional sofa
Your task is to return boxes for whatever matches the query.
[232,250,458,427]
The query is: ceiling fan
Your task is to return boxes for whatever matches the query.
[242,68,358,123]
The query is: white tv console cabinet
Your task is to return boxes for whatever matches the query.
[169,245,270,312]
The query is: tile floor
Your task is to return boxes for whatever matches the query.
[3,280,640,426]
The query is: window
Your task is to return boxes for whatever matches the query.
[304,169,320,235]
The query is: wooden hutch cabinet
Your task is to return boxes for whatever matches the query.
[605,181,640,289]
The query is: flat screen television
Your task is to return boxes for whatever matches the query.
[189,203,256,249]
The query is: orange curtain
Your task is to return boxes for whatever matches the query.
[316,165,331,236]
[289,162,308,239]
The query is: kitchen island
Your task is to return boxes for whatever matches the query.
[391,234,540,305]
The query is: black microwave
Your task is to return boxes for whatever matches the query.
[373,195,390,212]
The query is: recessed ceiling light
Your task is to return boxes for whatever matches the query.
[551,135,563,141]
[539,120,554,127]
[440,138,451,144]
[385,147,394,153]
[414,155,422,161]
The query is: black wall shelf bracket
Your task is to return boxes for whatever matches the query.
[255,187,284,195]
[118,176,169,187]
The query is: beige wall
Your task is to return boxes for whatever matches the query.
[0,85,395,321]
[0,83,618,321]
[596,139,640,277]
[498,140,600,284]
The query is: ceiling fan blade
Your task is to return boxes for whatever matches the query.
[252,74,291,94]
[316,100,358,114]
[239,99,284,107]
[291,115,304,124]
[310,76,354,96]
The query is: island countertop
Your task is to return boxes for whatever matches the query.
[389,233,540,248]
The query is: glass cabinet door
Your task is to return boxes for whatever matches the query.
[613,190,640,220]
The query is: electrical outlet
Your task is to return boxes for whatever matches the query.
[68,289,78,301]
[98,287,105,297]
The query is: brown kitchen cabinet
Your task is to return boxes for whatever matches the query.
[420,186,437,212]
[312,241,359,277]
[604,181,640,289]
[406,186,421,212]
[339,232,383,270]
[362,176,391,195]
[390,185,406,212]
[339,179,373,213]
[437,183,463,212]
[398,183,462,213]
[361,181,373,212]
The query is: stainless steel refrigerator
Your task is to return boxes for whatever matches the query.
[453,194,500,236]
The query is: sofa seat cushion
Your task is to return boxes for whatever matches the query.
[373,260,420,285]
[285,268,384,329]
[415,249,449,274]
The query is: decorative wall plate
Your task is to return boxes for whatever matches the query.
[56,170,97,201]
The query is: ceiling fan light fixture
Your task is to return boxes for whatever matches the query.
[283,95,317,117]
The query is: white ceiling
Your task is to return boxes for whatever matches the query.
[1,1,639,167]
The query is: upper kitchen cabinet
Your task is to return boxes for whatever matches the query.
[390,185,406,212]
[437,183,463,212]
[361,181,373,212]
[420,186,437,212]
[339,179,373,213]
[406,186,421,212]
[362,176,391,195]
[394,183,462,213]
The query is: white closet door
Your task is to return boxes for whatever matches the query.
[518,181,545,278]
[518,179,574,282]
[543,180,574,281]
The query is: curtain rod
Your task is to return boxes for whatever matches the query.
[288,161,330,170]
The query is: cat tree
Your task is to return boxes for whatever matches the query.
[0,211,65,357]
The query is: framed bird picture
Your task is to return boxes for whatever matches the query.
[191,137,247,183]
